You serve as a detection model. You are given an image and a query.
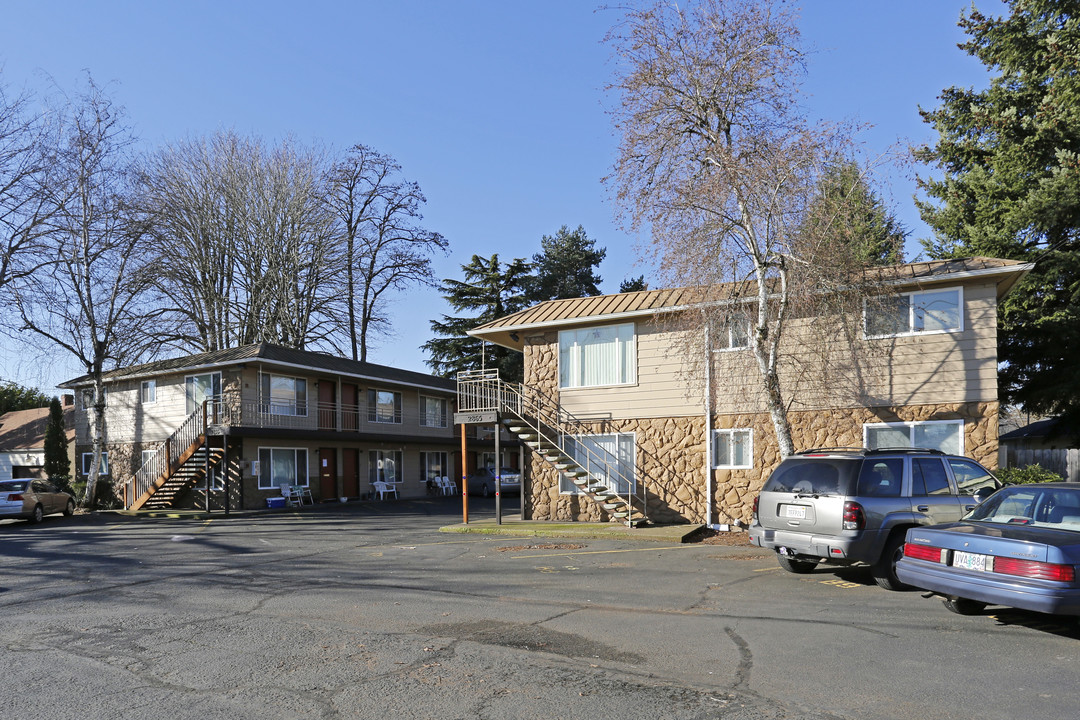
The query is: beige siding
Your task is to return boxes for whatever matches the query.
[551,279,1000,421]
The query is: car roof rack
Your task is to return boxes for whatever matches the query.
[795,447,868,455]
[866,447,946,455]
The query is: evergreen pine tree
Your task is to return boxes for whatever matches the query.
[43,397,71,491]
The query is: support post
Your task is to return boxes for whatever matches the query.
[461,423,469,524]
[495,414,502,525]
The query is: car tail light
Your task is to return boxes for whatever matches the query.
[903,542,946,563]
[993,557,1076,582]
[752,495,759,522]
[842,501,865,530]
[7,493,22,501]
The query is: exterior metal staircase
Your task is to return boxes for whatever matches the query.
[127,401,225,511]
[457,369,649,525]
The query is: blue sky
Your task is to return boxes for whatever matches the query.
[0,0,1005,391]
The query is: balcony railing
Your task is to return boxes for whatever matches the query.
[208,397,435,433]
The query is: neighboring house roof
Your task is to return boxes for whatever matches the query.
[1000,417,1074,443]
[58,343,456,393]
[0,406,76,452]
[470,256,1033,351]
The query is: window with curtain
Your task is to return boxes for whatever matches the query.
[864,420,963,455]
[420,396,447,428]
[186,373,221,414]
[369,450,403,484]
[258,447,308,489]
[260,374,307,416]
[713,429,753,468]
[865,287,962,338]
[558,323,636,389]
[368,389,402,423]
[420,451,448,481]
[561,433,635,494]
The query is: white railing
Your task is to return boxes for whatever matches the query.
[457,370,647,516]
[128,401,208,508]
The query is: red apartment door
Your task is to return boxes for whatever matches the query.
[318,381,336,430]
[342,383,358,431]
[342,448,359,498]
[319,448,337,500]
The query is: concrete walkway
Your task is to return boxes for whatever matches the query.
[439,514,704,543]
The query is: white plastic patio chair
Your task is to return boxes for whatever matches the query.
[442,476,457,495]
[373,481,398,500]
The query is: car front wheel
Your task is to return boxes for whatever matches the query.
[31,504,43,523]
[942,597,987,615]
[64,499,76,517]
[777,554,818,574]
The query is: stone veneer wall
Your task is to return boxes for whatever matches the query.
[523,399,998,526]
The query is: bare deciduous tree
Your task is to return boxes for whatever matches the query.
[606,0,884,458]
[138,132,340,353]
[0,80,65,320]
[325,145,447,362]
[10,79,155,507]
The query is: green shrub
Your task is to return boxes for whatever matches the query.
[995,464,1065,485]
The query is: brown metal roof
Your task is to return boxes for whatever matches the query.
[470,256,1032,351]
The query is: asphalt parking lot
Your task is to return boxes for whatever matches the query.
[2,497,1077,720]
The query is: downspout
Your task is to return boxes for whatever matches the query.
[704,323,716,529]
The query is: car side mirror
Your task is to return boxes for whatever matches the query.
[974,486,995,503]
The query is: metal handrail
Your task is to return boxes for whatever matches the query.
[457,370,647,518]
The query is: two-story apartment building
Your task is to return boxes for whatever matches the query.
[465,257,1032,527]
[60,343,459,511]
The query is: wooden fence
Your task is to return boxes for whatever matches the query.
[1004,447,1080,482]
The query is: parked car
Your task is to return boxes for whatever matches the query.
[466,467,521,497]
[748,447,1000,589]
[896,482,1080,617]
[0,479,76,523]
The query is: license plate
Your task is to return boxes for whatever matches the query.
[952,550,989,572]
[783,505,807,519]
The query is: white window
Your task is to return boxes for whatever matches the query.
[81,387,107,409]
[140,380,156,404]
[368,389,402,424]
[257,447,308,490]
[260,374,307,416]
[865,287,963,338]
[864,420,963,455]
[561,433,635,494]
[559,323,636,389]
[420,396,448,428]
[81,452,109,475]
[369,450,403,485]
[715,314,750,351]
[713,429,753,468]
[140,449,155,467]
[420,451,448,482]
[186,372,221,414]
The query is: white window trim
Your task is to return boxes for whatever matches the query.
[864,285,964,339]
[713,316,751,352]
[558,322,637,390]
[369,449,404,485]
[712,428,754,469]
[863,420,965,455]
[257,446,309,490]
[81,452,109,476]
[260,373,308,417]
[419,395,448,428]
[185,372,222,414]
[368,389,403,424]
[140,380,157,404]
[560,431,636,495]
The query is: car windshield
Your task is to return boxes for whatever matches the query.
[967,486,1080,531]
[762,458,862,495]
[0,481,28,492]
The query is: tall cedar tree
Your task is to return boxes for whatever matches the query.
[803,161,907,267]
[915,0,1080,428]
[43,396,71,487]
[526,225,606,303]
[424,254,531,381]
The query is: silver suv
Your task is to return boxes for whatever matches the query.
[748,447,999,589]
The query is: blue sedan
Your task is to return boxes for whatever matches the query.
[896,482,1080,617]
